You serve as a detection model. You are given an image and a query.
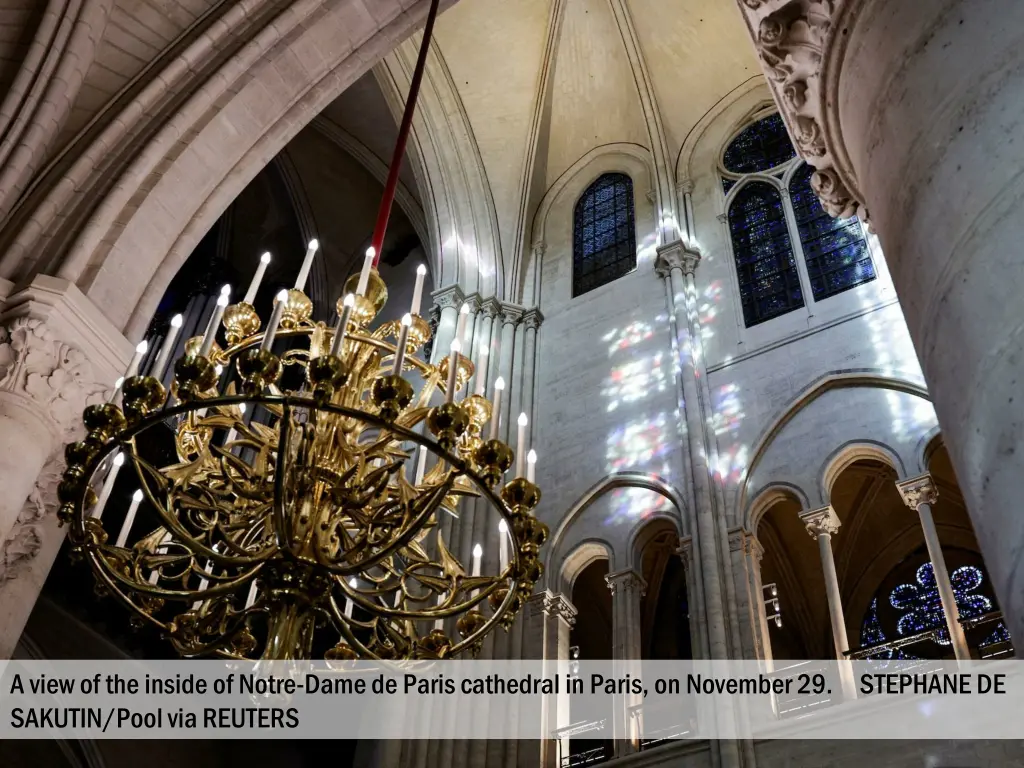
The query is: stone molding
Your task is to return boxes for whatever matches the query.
[734,0,866,221]
[896,473,939,510]
[605,568,647,597]
[430,284,465,311]
[655,239,702,278]
[799,505,841,539]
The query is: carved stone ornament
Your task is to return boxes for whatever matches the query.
[0,456,62,586]
[799,505,842,539]
[896,474,939,510]
[521,308,544,331]
[0,317,107,438]
[543,592,578,627]
[810,167,858,219]
[430,284,465,311]
[738,0,869,225]
[605,569,647,597]
[655,240,702,278]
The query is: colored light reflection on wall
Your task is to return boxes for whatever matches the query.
[604,414,673,523]
[601,352,667,412]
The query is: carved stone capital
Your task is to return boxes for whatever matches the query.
[543,592,578,627]
[479,297,503,320]
[531,240,546,259]
[654,240,702,279]
[896,473,939,510]
[677,179,695,196]
[605,568,647,597]
[735,0,869,224]
[521,308,544,331]
[461,292,482,313]
[799,505,841,539]
[430,284,465,311]
[498,302,524,327]
[729,527,763,561]
[675,536,694,571]
[0,277,124,440]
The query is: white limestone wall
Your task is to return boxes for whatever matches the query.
[680,84,937,525]
[533,150,686,570]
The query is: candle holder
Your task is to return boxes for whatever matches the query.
[57,267,540,662]
[222,302,260,345]
[438,353,475,396]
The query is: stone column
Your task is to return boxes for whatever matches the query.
[799,506,856,700]
[897,474,971,662]
[729,528,772,665]
[429,285,464,365]
[734,0,1024,649]
[518,591,577,768]
[655,242,730,661]
[495,305,521,444]
[605,569,645,756]
[519,309,543,445]
[0,275,127,657]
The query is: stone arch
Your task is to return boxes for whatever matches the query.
[627,512,682,571]
[543,471,687,591]
[745,481,811,533]
[735,370,933,515]
[559,539,613,595]
[819,440,906,501]
[0,1,464,343]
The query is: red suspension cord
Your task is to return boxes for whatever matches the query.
[370,0,441,267]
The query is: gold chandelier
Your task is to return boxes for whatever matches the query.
[55,265,546,661]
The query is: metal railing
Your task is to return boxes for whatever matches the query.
[846,611,1011,660]
[554,720,610,768]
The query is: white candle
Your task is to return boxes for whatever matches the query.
[330,294,355,357]
[294,239,319,292]
[527,449,537,483]
[474,343,489,396]
[151,314,183,381]
[392,313,412,375]
[434,591,445,631]
[498,519,509,571]
[117,340,149,393]
[455,303,470,346]
[345,577,358,619]
[244,252,271,304]
[489,377,505,441]
[91,452,124,519]
[110,376,125,404]
[148,530,171,585]
[445,339,461,404]
[115,489,144,548]
[259,289,290,352]
[199,294,229,358]
[356,247,375,296]
[516,413,528,477]
[471,543,483,598]
[414,445,427,485]
[411,263,427,316]
[220,283,232,298]
[245,579,259,608]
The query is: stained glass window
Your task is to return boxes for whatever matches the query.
[859,561,1011,658]
[728,182,803,327]
[789,163,876,300]
[723,112,796,175]
[573,173,637,297]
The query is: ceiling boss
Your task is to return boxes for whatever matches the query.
[53,0,545,662]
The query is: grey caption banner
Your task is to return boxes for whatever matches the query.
[1,659,1021,740]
